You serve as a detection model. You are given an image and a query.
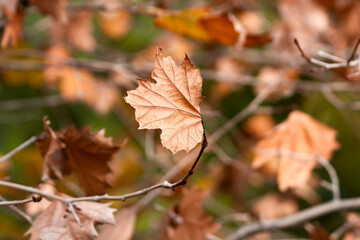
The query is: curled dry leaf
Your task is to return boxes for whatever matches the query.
[155,7,271,47]
[30,0,67,22]
[252,110,340,191]
[252,193,298,220]
[97,206,137,240]
[26,195,116,240]
[125,48,204,154]
[36,117,121,195]
[159,188,220,240]
[1,4,25,48]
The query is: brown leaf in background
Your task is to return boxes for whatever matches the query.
[63,126,120,195]
[36,117,70,180]
[97,207,137,240]
[50,11,95,52]
[36,118,121,195]
[155,7,271,47]
[243,114,275,138]
[252,193,298,220]
[26,196,115,240]
[99,10,132,39]
[252,110,340,191]
[254,67,299,100]
[30,0,67,22]
[125,48,204,154]
[159,188,219,240]
[1,4,25,48]
[343,213,360,240]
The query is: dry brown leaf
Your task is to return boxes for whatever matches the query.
[97,207,137,240]
[26,196,115,240]
[36,118,121,195]
[30,0,67,22]
[125,48,204,154]
[252,110,340,191]
[255,67,299,100]
[155,7,271,47]
[159,188,219,240]
[1,4,25,48]
[36,117,70,180]
[50,11,95,52]
[99,10,132,39]
[243,114,275,138]
[252,193,298,220]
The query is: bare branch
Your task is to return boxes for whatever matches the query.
[0,195,33,223]
[0,136,38,163]
[226,197,360,240]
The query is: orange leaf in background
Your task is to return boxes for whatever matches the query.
[252,193,298,220]
[243,114,275,138]
[159,188,219,240]
[26,195,115,240]
[1,4,25,48]
[155,7,271,47]
[30,0,67,22]
[99,10,132,39]
[343,213,360,240]
[36,117,121,195]
[125,48,204,154]
[252,110,340,191]
[97,207,137,240]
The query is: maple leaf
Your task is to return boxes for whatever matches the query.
[159,188,219,240]
[252,193,298,220]
[97,207,137,240]
[30,0,67,22]
[154,7,271,47]
[36,117,121,195]
[1,4,25,48]
[125,48,204,154]
[26,196,116,240]
[252,110,340,191]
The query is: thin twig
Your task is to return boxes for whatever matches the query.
[347,38,360,65]
[0,195,33,223]
[0,198,34,206]
[330,221,353,240]
[0,136,37,163]
[0,95,63,111]
[226,197,360,240]
[67,203,82,226]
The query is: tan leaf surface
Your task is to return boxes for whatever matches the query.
[252,110,340,191]
[159,188,220,240]
[36,118,121,195]
[30,0,67,22]
[125,48,204,154]
[252,193,298,220]
[155,7,271,47]
[26,196,115,240]
[97,207,137,240]
[1,4,25,48]
[26,182,57,216]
